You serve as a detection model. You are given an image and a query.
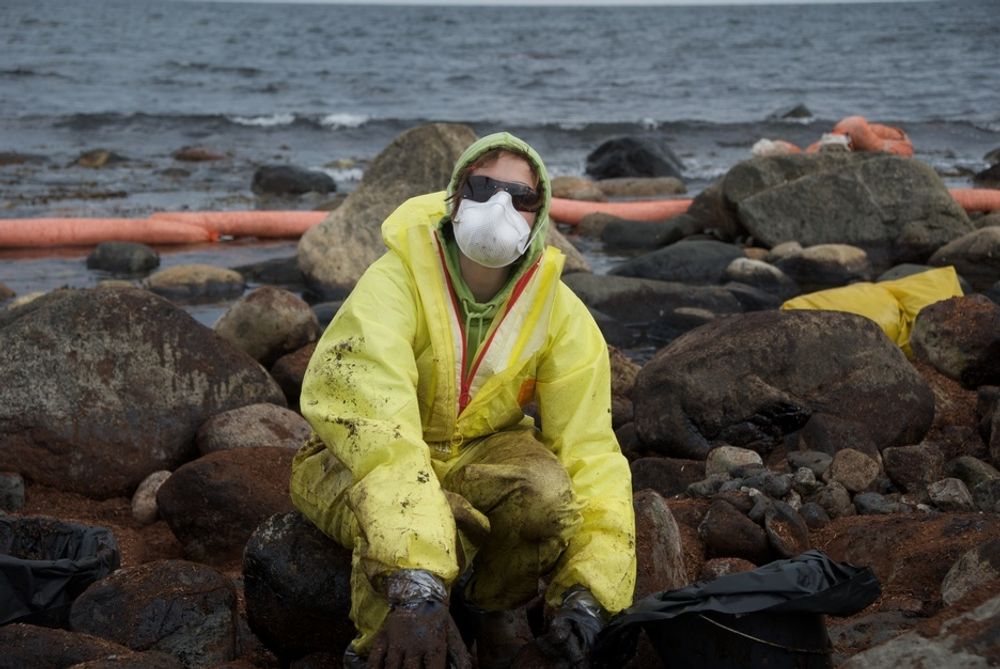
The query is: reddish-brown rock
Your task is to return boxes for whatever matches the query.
[156,447,295,564]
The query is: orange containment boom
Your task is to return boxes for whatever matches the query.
[831,116,914,156]
[0,218,218,248]
[949,188,1000,213]
[0,210,329,249]
[549,197,693,225]
[149,210,327,238]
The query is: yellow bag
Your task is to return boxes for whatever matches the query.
[781,266,963,356]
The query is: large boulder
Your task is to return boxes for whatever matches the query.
[156,448,295,564]
[213,286,321,368]
[0,288,285,498]
[550,175,606,202]
[697,499,770,564]
[297,123,477,300]
[69,560,238,668]
[633,310,934,459]
[547,226,591,274]
[690,153,971,269]
[243,511,355,660]
[882,444,945,495]
[910,295,1000,388]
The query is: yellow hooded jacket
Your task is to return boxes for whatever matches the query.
[291,133,636,616]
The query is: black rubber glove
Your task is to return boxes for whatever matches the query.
[365,570,472,669]
[535,588,605,669]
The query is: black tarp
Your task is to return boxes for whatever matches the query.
[594,550,881,667]
[0,516,120,627]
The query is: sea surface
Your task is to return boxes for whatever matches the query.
[1,0,998,318]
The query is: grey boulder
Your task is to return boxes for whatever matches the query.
[297,123,476,300]
[0,288,285,498]
[633,310,933,459]
[690,153,971,269]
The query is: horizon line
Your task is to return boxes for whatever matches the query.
[168,0,937,6]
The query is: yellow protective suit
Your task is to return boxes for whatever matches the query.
[781,266,963,356]
[290,133,636,652]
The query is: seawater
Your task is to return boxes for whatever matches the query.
[0,0,998,313]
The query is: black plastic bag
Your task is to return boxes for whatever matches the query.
[0,515,120,627]
[594,550,880,668]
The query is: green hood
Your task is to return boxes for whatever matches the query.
[444,131,552,265]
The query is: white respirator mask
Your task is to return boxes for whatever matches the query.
[453,190,535,269]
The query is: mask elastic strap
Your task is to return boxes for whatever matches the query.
[518,214,545,254]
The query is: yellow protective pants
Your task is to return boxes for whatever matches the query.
[290,427,583,653]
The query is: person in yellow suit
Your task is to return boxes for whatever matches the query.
[290,132,636,669]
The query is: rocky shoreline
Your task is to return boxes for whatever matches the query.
[2,123,1000,668]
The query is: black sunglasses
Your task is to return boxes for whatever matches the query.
[461,175,542,213]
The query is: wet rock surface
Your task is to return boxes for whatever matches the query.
[69,559,238,668]
[610,239,745,285]
[0,623,184,669]
[242,511,355,661]
[930,227,1000,291]
[251,165,336,196]
[86,241,160,275]
[585,136,684,180]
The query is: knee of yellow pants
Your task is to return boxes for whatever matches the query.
[443,429,583,546]
[495,463,581,545]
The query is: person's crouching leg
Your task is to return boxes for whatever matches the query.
[443,429,583,667]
